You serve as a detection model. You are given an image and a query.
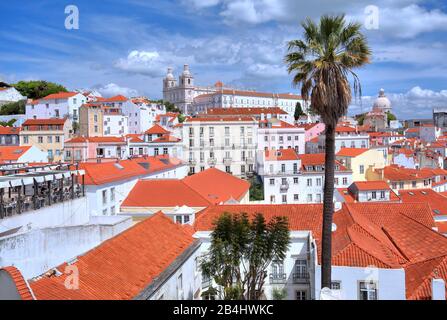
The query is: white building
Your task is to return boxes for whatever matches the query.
[310,125,369,153]
[0,86,26,106]
[182,116,258,177]
[257,118,305,154]
[258,150,352,204]
[25,92,86,122]
[162,65,305,117]
[102,107,129,137]
[122,99,165,134]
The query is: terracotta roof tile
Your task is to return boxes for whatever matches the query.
[30,213,196,300]
[0,266,34,300]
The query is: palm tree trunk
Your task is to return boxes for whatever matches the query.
[321,122,335,289]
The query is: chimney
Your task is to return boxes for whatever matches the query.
[432,278,446,300]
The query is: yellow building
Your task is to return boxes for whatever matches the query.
[20,118,72,162]
[79,103,104,137]
[336,147,387,181]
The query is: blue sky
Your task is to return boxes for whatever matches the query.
[1,0,447,119]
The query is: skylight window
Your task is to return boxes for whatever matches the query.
[114,163,124,170]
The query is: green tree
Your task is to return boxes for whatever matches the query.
[294,101,305,120]
[201,212,290,300]
[285,14,371,289]
[0,100,26,115]
[12,80,67,100]
[386,112,397,125]
[355,113,367,125]
[177,114,186,123]
[0,119,17,127]
[249,175,264,201]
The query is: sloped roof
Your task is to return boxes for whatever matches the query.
[183,167,250,204]
[0,267,34,300]
[144,124,170,135]
[29,213,196,300]
[265,148,299,161]
[0,146,32,161]
[336,148,369,157]
[41,92,78,100]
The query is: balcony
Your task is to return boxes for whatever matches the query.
[280,182,289,192]
[293,272,310,283]
[207,158,217,166]
[246,157,255,164]
[0,165,85,220]
[223,157,232,165]
[269,273,287,284]
[188,159,197,166]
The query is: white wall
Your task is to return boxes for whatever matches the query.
[314,265,406,300]
[0,216,132,279]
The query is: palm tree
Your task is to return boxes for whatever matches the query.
[285,14,371,289]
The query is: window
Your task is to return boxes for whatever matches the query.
[282,195,287,203]
[271,260,284,278]
[163,147,168,155]
[296,290,307,301]
[372,191,377,199]
[225,127,230,135]
[102,190,107,205]
[269,179,275,186]
[293,163,298,174]
[241,165,245,174]
[294,177,299,184]
[343,177,348,185]
[316,178,322,186]
[110,206,116,215]
[281,164,286,173]
[184,215,190,224]
[175,216,183,224]
[316,194,322,203]
[102,209,108,215]
[225,166,231,173]
[307,194,312,202]
[380,191,385,199]
[38,136,43,143]
[154,148,159,156]
[177,274,183,299]
[55,136,60,143]
[307,179,312,187]
[335,178,339,186]
[331,281,341,290]
[359,281,377,300]
[23,136,29,144]
[294,259,307,279]
[412,181,417,188]
[360,165,365,174]
[110,188,115,201]
[294,194,299,201]
[399,181,404,189]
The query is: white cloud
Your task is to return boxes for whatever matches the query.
[114,50,168,77]
[94,83,139,98]
[350,87,447,119]
[245,63,286,78]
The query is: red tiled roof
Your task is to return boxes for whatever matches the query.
[206,107,288,116]
[336,126,357,133]
[22,118,67,126]
[183,168,250,204]
[336,148,369,157]
[0,266,34,300]
[101,95,128,102]
[0,126,20,135]
[265,148,299,161]
[121,179,211,207]
[151,134,181,143]
[144,124,170,135]
[185,116,256,122]
[41,92,78,100]
[298,153,348,171]
[380,166,434,181]
[0,146,32,161]
[399,189,447,216]
[351,181,391,191]
[122,168,249,207]
[79,156,183,185]
[65,136,126,144]
[30,212,196,300]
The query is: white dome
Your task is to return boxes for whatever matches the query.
[373,88,391,112]
[165,67,174,80]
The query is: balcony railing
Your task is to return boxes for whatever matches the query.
[223,157,232,165]
[280,182,289,192]
[269,273,287,284]
[293,272,310,283]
